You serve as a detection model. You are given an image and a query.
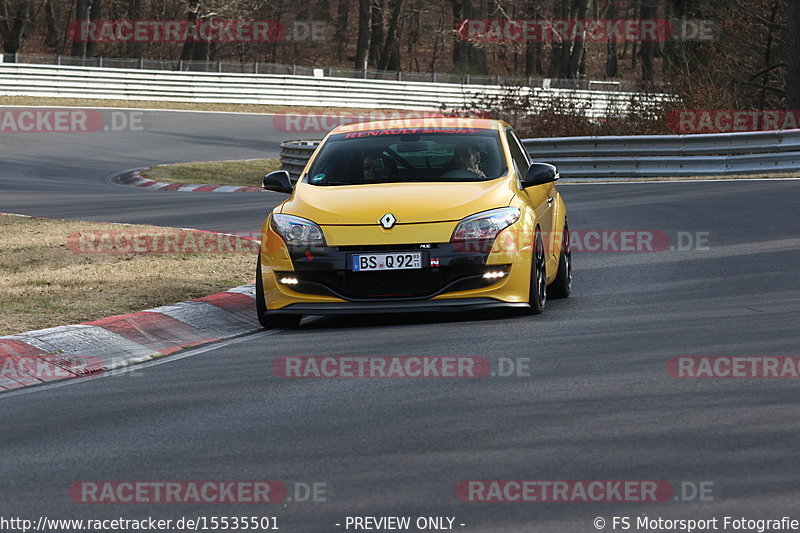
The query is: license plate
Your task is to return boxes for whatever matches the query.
[351,252,422,271]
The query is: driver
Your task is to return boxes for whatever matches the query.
[452,143,486,178]
[362,152,397,181]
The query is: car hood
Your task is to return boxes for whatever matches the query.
[281,178,516,225]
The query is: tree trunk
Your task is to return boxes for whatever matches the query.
[70,0,91,57]
[566,0,593,78]
[1,0,31,54]
[335,0,349,61]
[43,0,59,49]
[180,0,200,62]
[788,0,800,109]
[640,0,658,81]
[85,0,102,57]
[452,0,487,75]
[378,0,404,70]
[605,0,619,77]
[355,0,371,69]
[524,0,542,76]
[368,0,384,68]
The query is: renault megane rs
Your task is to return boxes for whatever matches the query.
[256,118,570,327]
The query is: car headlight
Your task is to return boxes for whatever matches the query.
[451,207,520,242]
[271,214,326,246]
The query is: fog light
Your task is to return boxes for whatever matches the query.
[279,276,299,285]
[483,271,507,280]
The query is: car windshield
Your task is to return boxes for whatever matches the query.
[305,127,507,185]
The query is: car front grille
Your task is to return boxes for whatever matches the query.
[282,265,500,300]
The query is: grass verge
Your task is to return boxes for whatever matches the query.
[0,214,256,336]
[140,159,282,188]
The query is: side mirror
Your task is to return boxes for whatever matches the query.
[523,162,559,187]
[262,170,293,194]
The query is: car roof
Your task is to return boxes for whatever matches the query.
[330,117,507,135]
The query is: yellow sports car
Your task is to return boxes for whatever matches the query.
[257,118,570,327]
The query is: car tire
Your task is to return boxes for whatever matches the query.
[548,221,572,299]
[528,227,547,315]
[256,253,302,329]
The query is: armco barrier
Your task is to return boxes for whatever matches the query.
[0,62,666,115]
[280,129,800,179]
[280,140,320,179]
[523,129,800,177]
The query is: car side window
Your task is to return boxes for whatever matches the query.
[506,130,530,175]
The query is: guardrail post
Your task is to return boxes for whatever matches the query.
[292,64,296,75]
[397,71,402,81]
[255,61,259,74]
[433,72,437,83]
[99,56,103,67]
[178,59,183,71]
[57,55,61,65]
[139,58,144,69]
[218,61,222,72]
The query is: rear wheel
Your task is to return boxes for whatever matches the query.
[549,221,572,299]
[256,254,302,329]
[528,228,547,314]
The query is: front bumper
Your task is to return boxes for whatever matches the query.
[265,298,530,316]
[260,224,534,312]
[279,242,508,300]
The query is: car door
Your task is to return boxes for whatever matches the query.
[507,128,556,268]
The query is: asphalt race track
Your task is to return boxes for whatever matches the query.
[2,109,800,532]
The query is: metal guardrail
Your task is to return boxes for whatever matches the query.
[0,62,668,114]
[280,130,800,179]
[523,129,800,177]
[280,140,320,179]
[2,52,652,92]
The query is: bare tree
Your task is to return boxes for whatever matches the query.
[334,0,349,61]
[368,0,383,67]
[605,0,619,77]
[377,0,403,70]
[640,0,658,81]
[452,0,487,75]
[788,0,800,109]
[0,0,31,54]
[355,0,371,69]
[69,0,91,57]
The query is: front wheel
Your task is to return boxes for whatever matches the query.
[528,228,547,314]
[256,254,302,328]
[548,221,572,299]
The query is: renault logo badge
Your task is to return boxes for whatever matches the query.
[380,213,397,229]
